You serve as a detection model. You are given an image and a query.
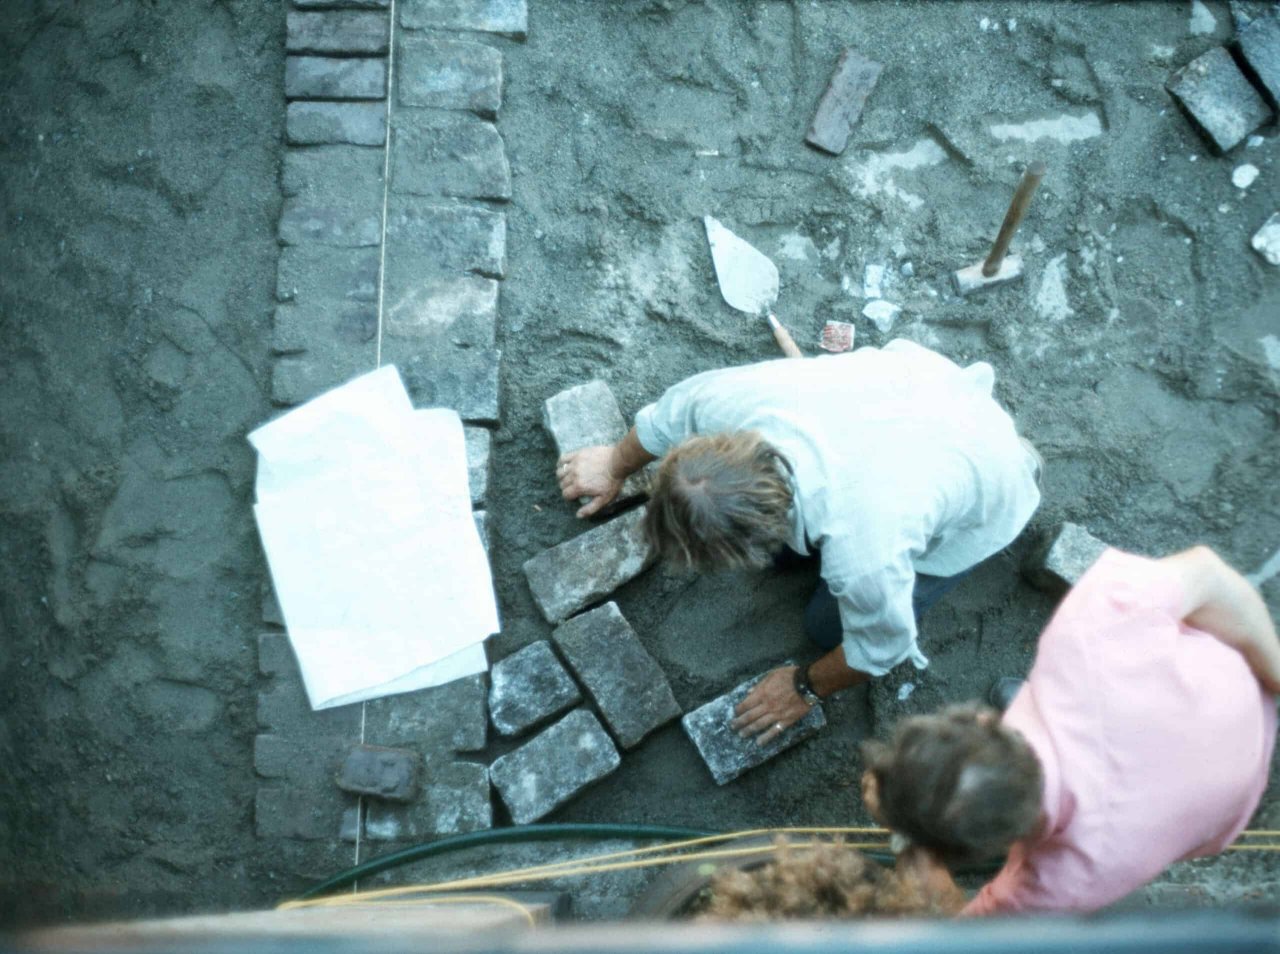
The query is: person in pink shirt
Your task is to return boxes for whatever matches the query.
[859,545,1280,915]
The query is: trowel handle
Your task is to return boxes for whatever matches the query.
[768,312,804,359]
[983,161,1046,277]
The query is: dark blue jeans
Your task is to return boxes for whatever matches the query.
[803,569,972,651]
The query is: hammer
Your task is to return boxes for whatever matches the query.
[953,161,1046,296]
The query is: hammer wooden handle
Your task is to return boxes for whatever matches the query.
[768,312,804,359]
[983,161,1046,277]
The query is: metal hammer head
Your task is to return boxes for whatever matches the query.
[952,255,1023,297]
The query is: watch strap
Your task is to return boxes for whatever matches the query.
[793,664,821,707]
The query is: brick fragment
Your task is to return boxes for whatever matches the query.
[278,199,381,247]
[365,760,492,838]
[1238,14,1280,107]
[552,603,679,749]
[489,709,620,824]
[489,641,581,736]
[383,274,498,347]
[336,744,421,801]
[391,115,511,201]
[287,101,387,146]
[286,11,389,55]
[1252,211,1280,265]
[522,508,653,623]
[285,56,387,100]
[1034,522,1109,590]
[396,345,502,424]
[362,674,488,753]
[805,48,883,155]
[543,380,648,506]
[384,198,506,278]
[682,673,826,785]
[1166,47,1273,152]
[465,426,491,506]
[400,0,527,39]
[397,36,503,115]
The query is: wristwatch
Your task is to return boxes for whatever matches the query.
[793,664,821,707]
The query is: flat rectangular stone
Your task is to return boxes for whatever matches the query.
[258,630,294,677]
[364,760,492,838]
[1035,522,1109,590]
[384,198,506,278]
[277,245,380,305]
[282,145,384,204]
[474,510,490,553]
[805,48,883,155]
[465,425,491,506]
[1253,211,1280,265]
[489,640,581,737]
[287,101,387,146]
[286,56,388,100]
[522,508,653,623]
[394,344,501,424]
[490,709,620,824]
[336,744,421,801]
[682,673,826,785]
[552,603,679,749]
[391,115,511,200]
[383,274,498,347]
[363,673,488,753]
[256,785,352,841]
[278,198,382,247]
[400,0,527,39]
[1166,47,1273,152]
[397,36,502,115]
[272,302,378,356]
[271,344,377,407]
[294,0,390,8]
[543,380,648,506]
[1239,14,1280,106]
[340,805,362,843]
[286,11,389,55]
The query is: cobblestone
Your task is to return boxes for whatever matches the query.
[285,56,388,100]
[552,602,679,749]
[255,785,352,841]
[362,674,488,753]
[805,48,883,155]
[465,425,491,506]
[489,640,581,736]
[282,145,384,206]
[336,744,421,801]
[1239,14,1280,107]
[384,198,506,279]
[272,302,378,357]
[261,583,285,627]
[1034,522,1110,590]
[474,510,490,553]
[489,709,620,824]
[364,759,492,838]
[286,10,390,55]
[543,379,648,505]
[253,733,355,841]
[400,0,528,39]
[1166,47,1273,152]
[522,508,653,623]
[391,116,511,201]
[278,199,382,247]
[397,36,503,115]
[287,101,387,146]
[271,341,377,406]
[276,246,380,305]
[383,274,498,348]
[396,345,502,424]
[1253,212,1280,265]
[294,0,390,7]
[257,633,363,737]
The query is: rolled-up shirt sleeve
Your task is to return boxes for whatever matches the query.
[824,543,923,677]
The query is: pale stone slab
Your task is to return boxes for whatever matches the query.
[398,35,503,115]
[400,0,528,38]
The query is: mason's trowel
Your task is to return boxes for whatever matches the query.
[704,216,803,358]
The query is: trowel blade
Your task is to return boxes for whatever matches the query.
[704,216,779,316]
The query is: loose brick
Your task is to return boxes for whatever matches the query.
[489,641,581,737]
[282,145,384,205]
[552,603,679,749]
[1166,47,1273,152]
[397,36,503,115]
[272,302,378,356]
[489,709,620,824]
[805,48,883,155]
[362,673,488,753]
[287,101,387,146]
[365,760,492,838]
[1239,14,1280,107]
[682,673,827,785]
[383,274,498,348]
[1034,522,1110,590]
[400,0,528,39]
[474,510,490,553]
[465,426,491,506]
[286,11,389,55]
[278,199,381,247]
[395,344,502,424]
[384,198,506,278]
[336,744,421,801]
[391,115,511,201]
[277,246,380,305]
[543,380,649,506]
[285,56,388,100]
[522,508,653,623]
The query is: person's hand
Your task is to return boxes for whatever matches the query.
[557,445,623,518]
[731,666,812,746]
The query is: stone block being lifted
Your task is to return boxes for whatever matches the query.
[1033,522,1110,590]
[682,671,826,786]
[552,603,680,749]
[522,508,653,623]
[489,709,620,824]
[336,744,421,802]
[489,640,581,737]
[543,380,650,506]
[1238,14,1280,107]
[1166,47,1273,152]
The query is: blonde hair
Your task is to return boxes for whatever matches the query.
[643,431,794,572]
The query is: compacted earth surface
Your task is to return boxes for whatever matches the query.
[2,0,1279,929]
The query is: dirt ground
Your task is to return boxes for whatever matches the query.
[2,0,1279,930]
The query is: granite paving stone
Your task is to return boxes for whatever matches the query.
[285,56,388,100]
[397,36,503,115]
[253,733,351,782]
[552,602,679,749]
[383,274,498,348]
[1239,14,1280,106]
[287,101,387,146]
[522,508,654,623]
[270,341,377,406]
[682,673,827,785]
[1034,521,1110,590]
[1166,47,1273,152]
[543,379,649,505]
[394,344,502,424]
[336,744,421,801]
[276,246,380,305]
[400,0,528,39]
[278,199,382,247]
[255,785,353,841]
[272,302,378,356]
[465,425,491,506]
[391,116,511,201]
[364,760,492,838]
[282,145,384,205]
[340,805,362,843]
[489,709,621,824]
[362,673,488,753]
[474,510,490,553]
[384,198,506,278]
[489,640,581,737]
[286,10,390,55]
[805,48,883,155]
